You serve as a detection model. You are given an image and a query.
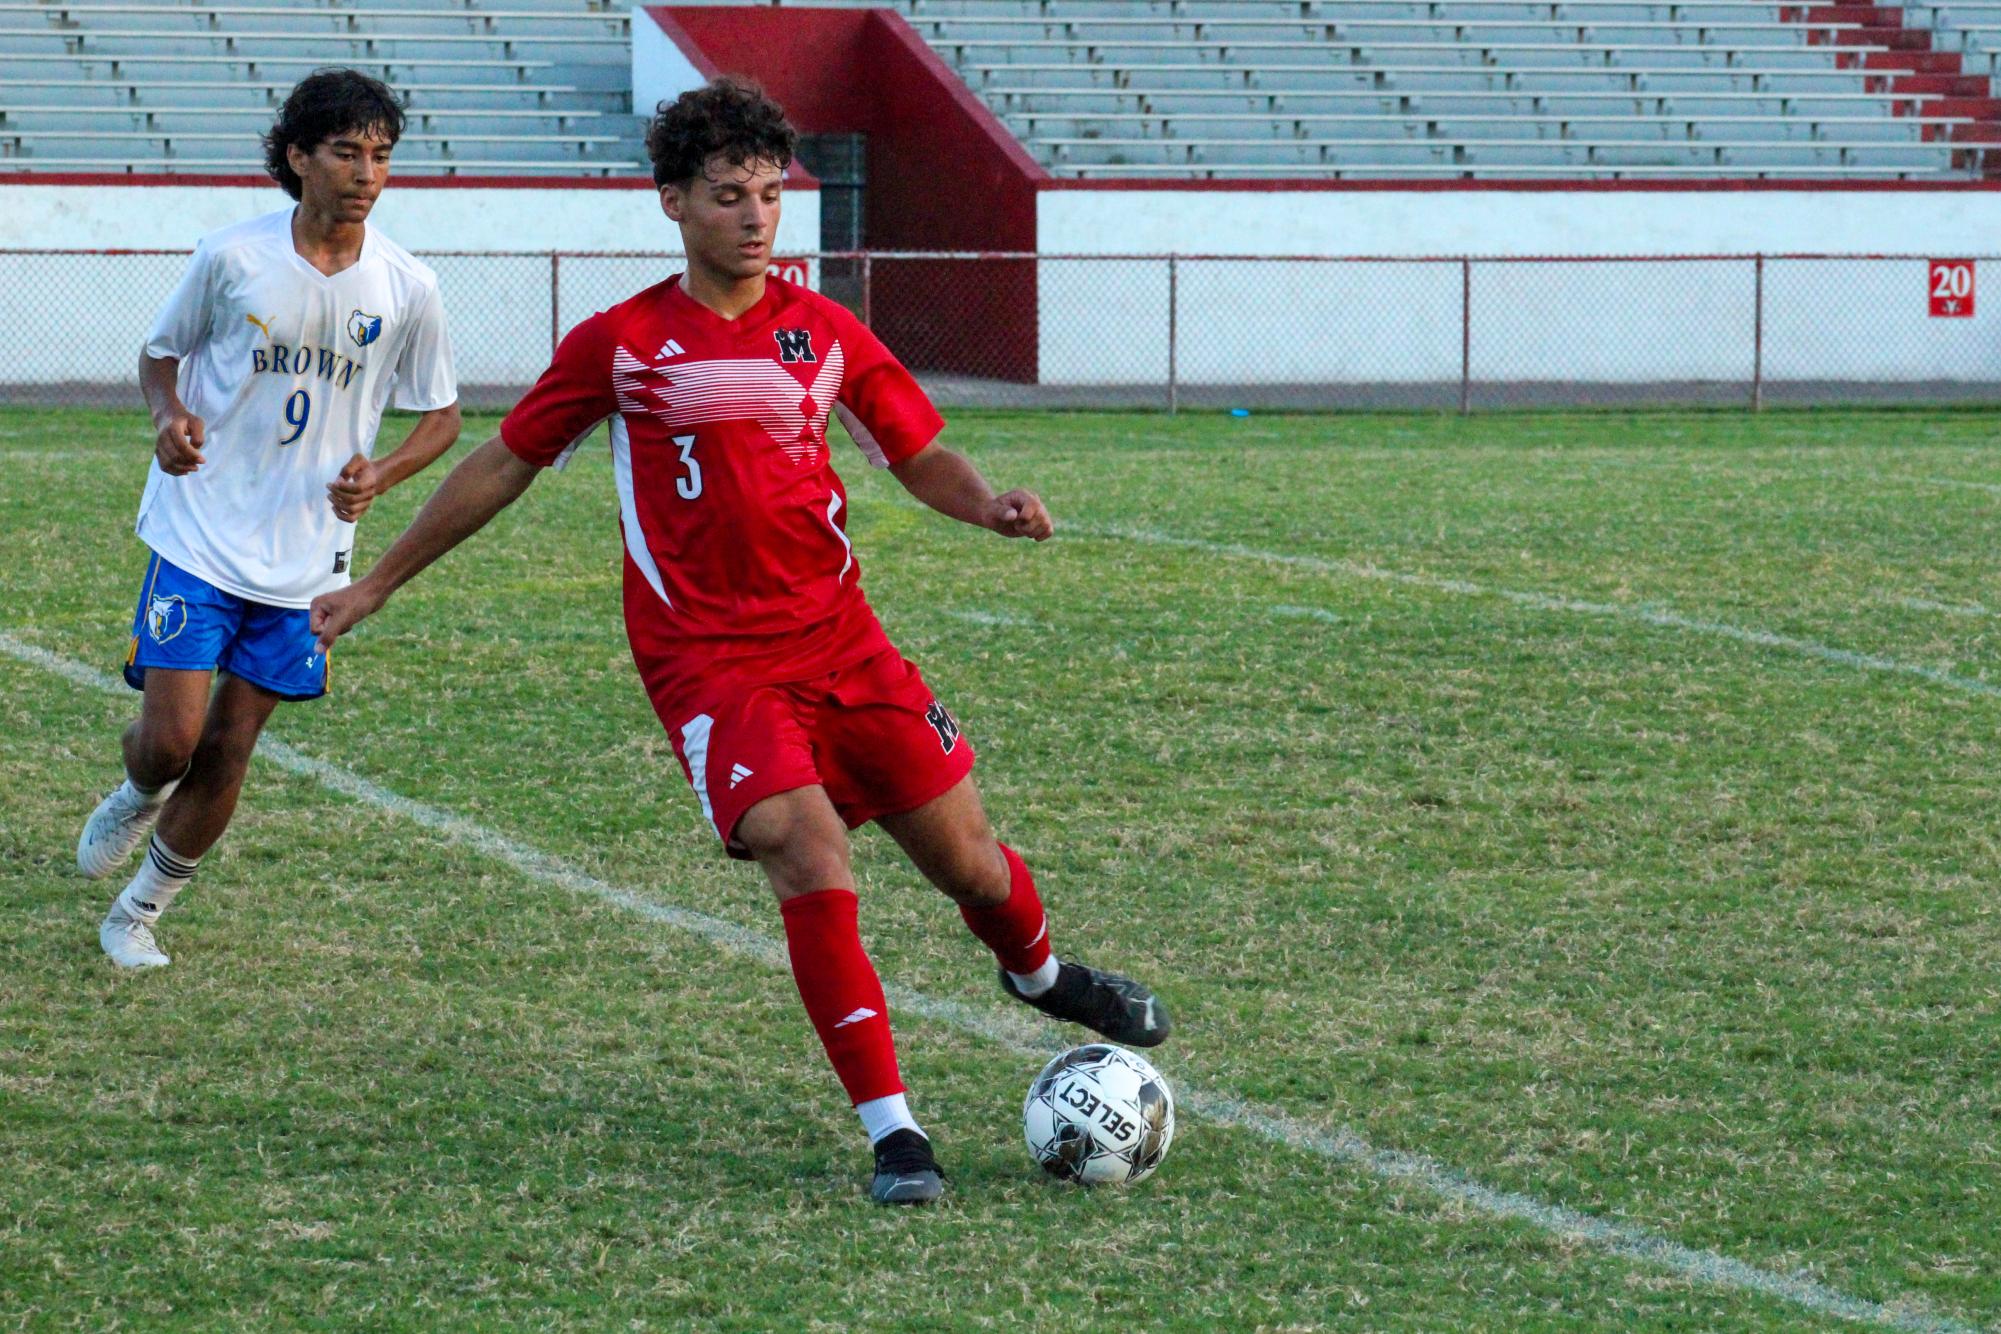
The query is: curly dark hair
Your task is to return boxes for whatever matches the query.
[263,69,406,200]
[645,77,796,188]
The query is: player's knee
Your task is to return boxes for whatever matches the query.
[134,715,202,777]
[194,714,263,775]
[737,794,851,891]
[759,840,852,899]
[933,838,1010,909]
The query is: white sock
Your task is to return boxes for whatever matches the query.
[856,1093,923,1145]
[116,835,200,921]
[126,774,180,809]
[1008,956,1062,998]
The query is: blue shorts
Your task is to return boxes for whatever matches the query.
[123,550,330,701]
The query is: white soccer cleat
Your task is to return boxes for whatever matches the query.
[76,782,163,880]
[100,902,170,969]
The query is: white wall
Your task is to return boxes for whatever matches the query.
[4,181,1989,390]
[632,10,708,121]
[1035,189,2001,385]
[0,184,820,387]
[0,180,819,252]
[1038,187,2001,259]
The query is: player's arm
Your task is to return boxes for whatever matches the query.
[330,278,465,522]
[316,308,612,646]
[138,351,206,476]
[141,240,221,475]
[309,437,537,650]
[889,441,1053,541]
[827,304,1047,538]
[326,402,462,523]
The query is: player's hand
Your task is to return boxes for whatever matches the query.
[328,452,380,523]
[988,488,1054,541]
[154,410,206,475]
[310,579,387,655]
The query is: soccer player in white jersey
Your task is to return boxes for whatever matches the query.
[78,69,461,968]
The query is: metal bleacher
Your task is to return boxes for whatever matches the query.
[1918,0,2001,64]
[0,0,646,175]
[4,0,1984,180]
[895,0,1985,179]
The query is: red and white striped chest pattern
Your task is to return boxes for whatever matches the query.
[611,341,848,467]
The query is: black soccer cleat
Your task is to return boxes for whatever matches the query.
[1000,960,1172,1048]
[869,1129,944,1205]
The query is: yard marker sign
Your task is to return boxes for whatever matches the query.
[1929,259,1974,317]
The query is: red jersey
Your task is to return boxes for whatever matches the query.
[500,275,944,706]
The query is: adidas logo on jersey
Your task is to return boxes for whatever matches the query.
[728,763,753,789]
[656,338,685,361]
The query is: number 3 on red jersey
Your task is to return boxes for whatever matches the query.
[673,433,701,500]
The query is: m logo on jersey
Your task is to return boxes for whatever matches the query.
[774,328,816,364]
[146,594,188,644]
[347,310,383,348]
[924,700,961,755]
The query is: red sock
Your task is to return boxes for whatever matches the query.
[779,888,904,1106]
[959,843,1054,976]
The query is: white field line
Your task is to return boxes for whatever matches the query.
[1271,604,1344,625]
[1075,524,2001,702]
[0,629,1974,1334]
[1919,477,2001,498]
[0,448,97,461]
[944,608,1039,629]
[1898,597,1993,620]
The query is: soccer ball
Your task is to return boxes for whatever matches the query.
[1022,1043,1175,1186]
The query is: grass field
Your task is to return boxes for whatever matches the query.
[2,405,1997,1332]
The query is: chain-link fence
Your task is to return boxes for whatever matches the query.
[4,249,1996,411]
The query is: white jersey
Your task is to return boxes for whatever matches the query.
[139,207,457,607]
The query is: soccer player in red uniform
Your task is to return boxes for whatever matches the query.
[309,80,1169,1203]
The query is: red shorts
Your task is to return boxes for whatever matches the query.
[656,649,976,858]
